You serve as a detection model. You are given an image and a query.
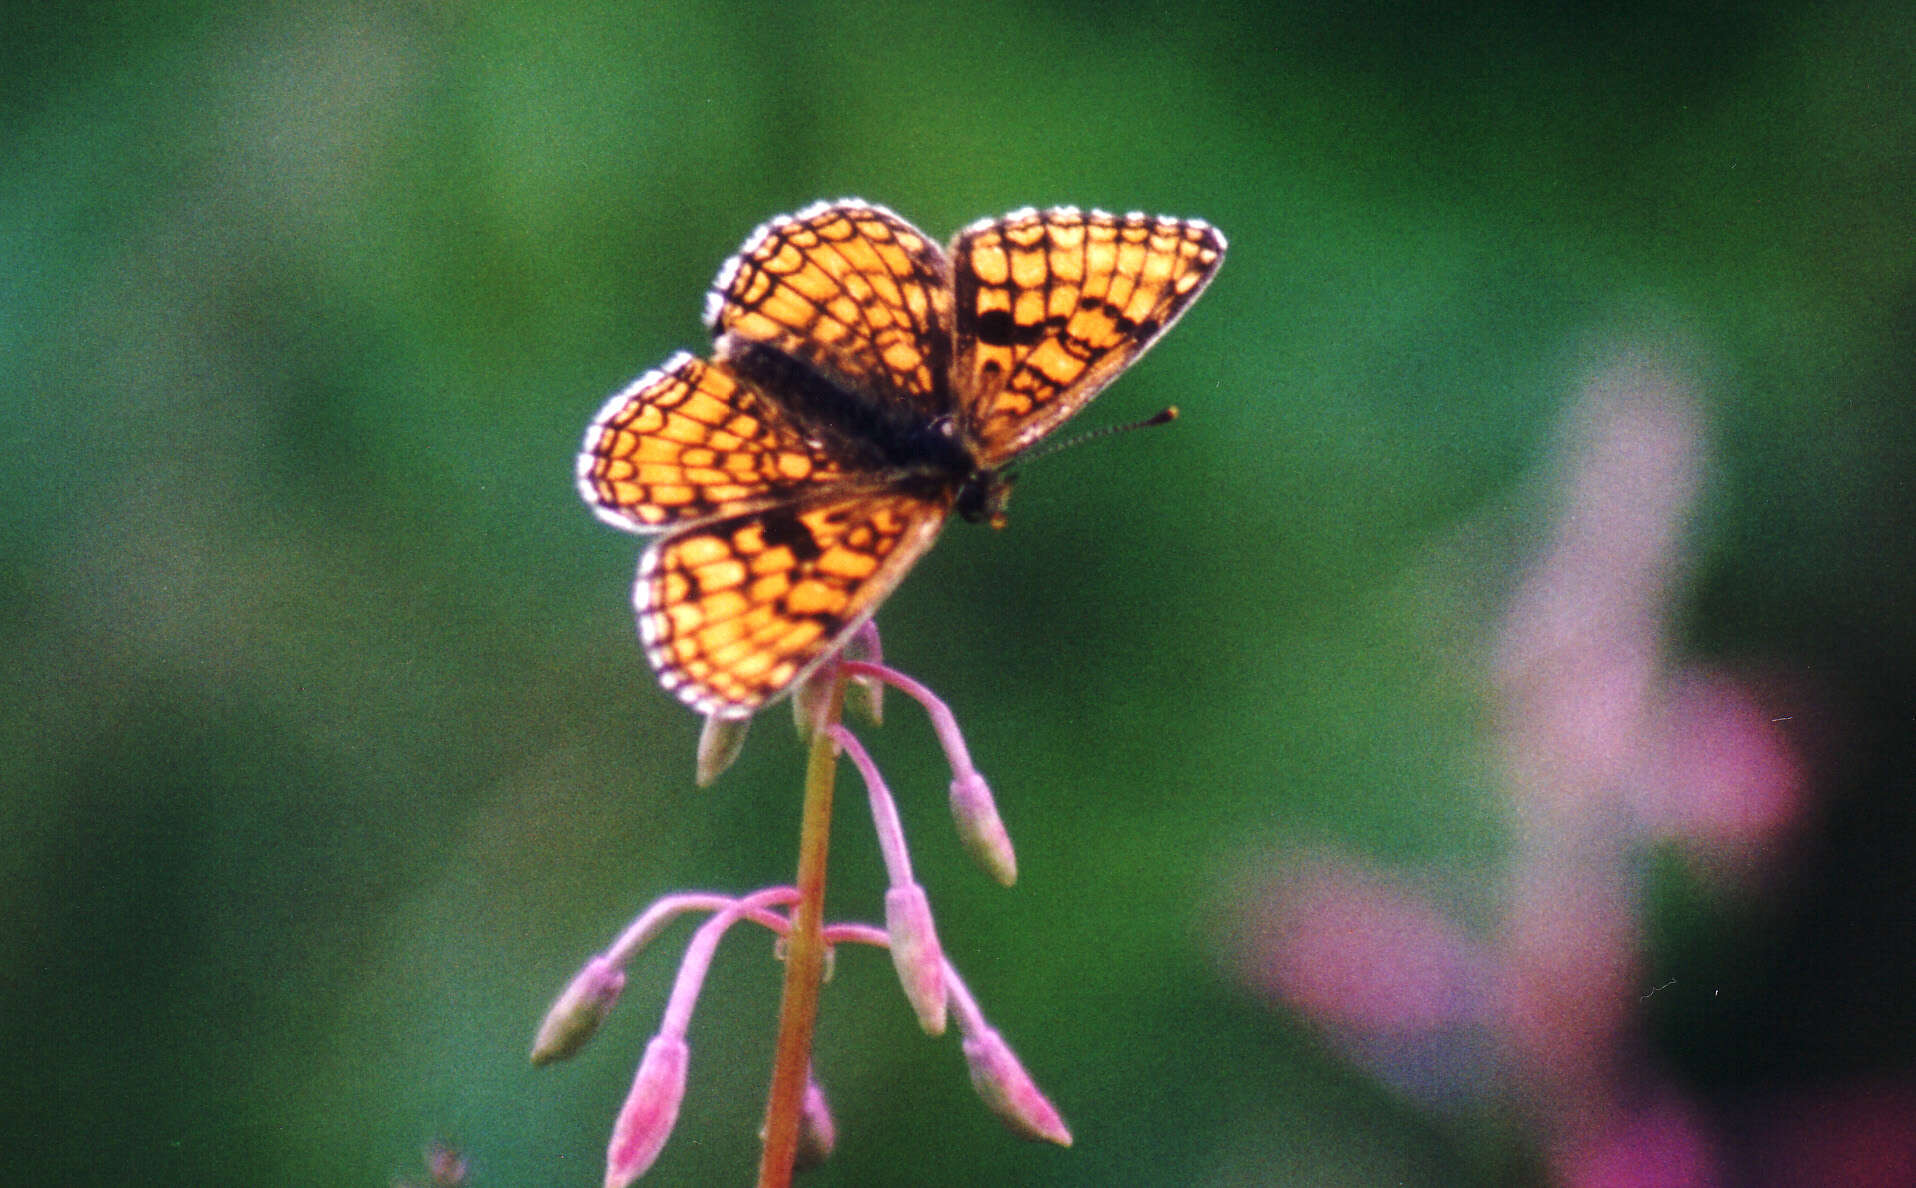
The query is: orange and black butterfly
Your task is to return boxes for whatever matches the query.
[577,201,1225,718]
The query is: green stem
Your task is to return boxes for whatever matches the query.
[756,676,844,1187]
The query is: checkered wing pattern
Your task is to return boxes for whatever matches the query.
[581,201,1225,718]
[950,207,1225,464]
[577,352,853,533]
[636,486,952,715]
[705,199,955,420]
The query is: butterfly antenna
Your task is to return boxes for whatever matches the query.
[1019,406,1179,466]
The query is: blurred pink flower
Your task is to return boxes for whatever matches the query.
[1548,1089,1720,1188]
[1637,668,1809,877]
[1495,861,1639,1112]
[1222,339,1825,1185]
[1234,858,1480,1036]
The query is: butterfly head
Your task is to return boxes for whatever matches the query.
[956,468,1017,530]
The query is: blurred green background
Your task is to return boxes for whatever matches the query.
[7,2,1915,1185]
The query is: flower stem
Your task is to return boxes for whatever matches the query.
[757,674,845,1188]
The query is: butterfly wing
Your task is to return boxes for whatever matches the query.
[577,352,856,534]
[949,207,1225,465]
[585,202,1224,718]
[637,484,953,717]
[705,199,955,423]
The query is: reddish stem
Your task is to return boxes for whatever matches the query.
[756,676,844,1187]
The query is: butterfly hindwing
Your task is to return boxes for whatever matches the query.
[577,352,857,534]
[636,484,953,716]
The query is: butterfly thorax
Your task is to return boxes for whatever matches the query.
[722,339,976,479]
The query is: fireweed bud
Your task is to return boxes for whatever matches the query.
[757,1071,838,1172]
[795,1076,837,1171]
[843,624,886,725]
[424,1141,469,1187]
[962,1029,1072,1147]
[604,1034,691,1187]
[950,771,1017,887]
[531,955,626,1066]
[791,665,838,739]
[696,712,750,787]
[843,669,884,727]
[884,885,948,1035]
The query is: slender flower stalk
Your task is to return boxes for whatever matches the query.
[605,887,796,1188]
[828,724,916,887]
[662,888,798,1038]
[535,891,788,1069]
[606,892,758,968]
[840,659,1018,885]
[757,672,846,1188]
[537,889,813,1064]
[831,721,948,1033]
[838,660,981,787]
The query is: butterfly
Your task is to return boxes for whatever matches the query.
[577,200,1225,719]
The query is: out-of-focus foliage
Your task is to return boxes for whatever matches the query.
[5,2,1913,1184]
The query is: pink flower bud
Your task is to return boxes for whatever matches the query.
[791,664,837,738]
[950,772,1017,887]
[424,1141,469,1187]
[794,1075,837,1170]
[885,884,948,1035]
[696,712,750,787]
[531,955,626,1066]
[841,621,886,724]
[757,1069,838,1171]
[962,1028,1072,1147]
[605,1035,690,1187]
[844,666,884,726]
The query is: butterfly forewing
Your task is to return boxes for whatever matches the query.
[705,199,955,422]
[949,208,1225,464]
